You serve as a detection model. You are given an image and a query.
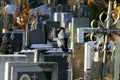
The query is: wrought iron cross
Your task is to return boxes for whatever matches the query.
[82,1,120,79]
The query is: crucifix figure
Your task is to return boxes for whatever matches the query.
[82,1,120,79]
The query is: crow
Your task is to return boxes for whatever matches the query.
[57,27,68,52]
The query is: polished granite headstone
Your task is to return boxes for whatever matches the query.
[4,62,58,80]
[28,29,46,46]
[1,29,25,53]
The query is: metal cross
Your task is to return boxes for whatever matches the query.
[82,1,120,79]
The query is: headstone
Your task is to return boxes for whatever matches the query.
[19,49,72,80]
[78,3,90,17]
[4,62,58,80]
[54,12,62,23]
[1,29,25,52]
[71,18,90,49]
[32,4,48,15]
[47,7,56,19]
[28,29,46,47]
[53,12,73,27]
[37,15,50,22]
[4,5,19,14]
[44,21,60,41]
[0,54,27,80]
[114,37,120,80]
[43,52,72,80]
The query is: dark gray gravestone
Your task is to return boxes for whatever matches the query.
[44,55,68,80]
[0,55,27,80]
[0,30,25,53]
[28,29,46,47]
[43,52,72,80]
[4,62,58,80]
[44,21,60,41]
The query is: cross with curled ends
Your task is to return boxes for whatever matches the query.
[82,1,120,80]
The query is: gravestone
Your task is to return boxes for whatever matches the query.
[43,51,72,80]
[53,12,73,27]
[114,37,120,80]
[1,29,25,52]
[71,18,90,48]
[0,54,28,80]
[37,15,50,22]
[28,29,46,47]
[4,62,58,80]
[47,7,56,19]
[78,3,90,17]
[44,21,60,41]
[19,49,72,80]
